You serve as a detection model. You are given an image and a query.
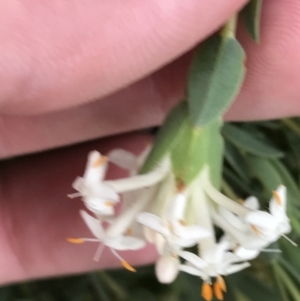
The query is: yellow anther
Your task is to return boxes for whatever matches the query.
[121,260,136,272]
[170,252,178,259]
[251,225,261,236]
[238,198,245,205]
[168,222,174,232]
[213,281,224,300]
[178,219,187,226]
[67,238,85,244]
[272,190,282,206]
[105,201,114,207]
[217,276,227,292]
[92,155,107,168]
[125,228,133,236]
[201,282,213,301]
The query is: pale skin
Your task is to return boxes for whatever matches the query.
[0,0,299,284]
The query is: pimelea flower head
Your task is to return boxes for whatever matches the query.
[68,151,120,215]
[68,210,145,270]
[179,241,250,301]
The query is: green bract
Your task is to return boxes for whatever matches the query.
[139,102,188,174]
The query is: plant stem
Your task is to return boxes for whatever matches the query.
[222,14,237,38]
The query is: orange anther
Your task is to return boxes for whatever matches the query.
[178,219,187,226]
[105,201,114,207]
[92,156,107,168]
[272,190,282,206]
[251,225,261,236]
[125,228,133,236]
[217,276,227,292]
[238,198,245,205]
[121,260,136,272]
[213,281,224,300]
[67,238,85,244]
[202,282,213,301]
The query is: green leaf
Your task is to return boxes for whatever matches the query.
[187,35,245,127]
[224,141,251,184]
[139,102,188,174]
[241,0,263,42]
[222,124,284,158]
[244,156,282,193]
[228,271,282,301]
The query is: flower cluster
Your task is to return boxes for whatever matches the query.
[67,149,292,301]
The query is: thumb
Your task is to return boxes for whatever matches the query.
[0,0,246,115]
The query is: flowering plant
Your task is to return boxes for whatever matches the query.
[66,1,300,300]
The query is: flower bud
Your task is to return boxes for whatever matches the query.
[155,255,179,283]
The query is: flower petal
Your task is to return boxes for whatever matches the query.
[84,197,115,215]
[270,185,287,219]
[218,207,248,232]
[179,264,204,277]
[177,225,211,241]
[107,157,170,193]
[155,256,179,283]
[244,196,260,210]
[178,251,207,269]
[107,149,139,171]
[83,151,108,183]
[109,236,146,250]
[136,213,168,236]
[167,193,187,221]
[90,182,120,201]
[223,262,250,275]
[234,247,260,261]
[245,211,277,229]
[205,241,230,265]
[80,210,104,240]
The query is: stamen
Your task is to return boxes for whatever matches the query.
[272,190,282,206]
[217,276,227,292]
[202,282,213,301]
[67,192,82,199]
[178,219,187,226]
[92,156,107,168]
[213,281,224,300]
[105,201,114,207]
[238,199,244,205]
[121,260,136,272]
[125,228,133,236]
[281,234,298,247]
[67,238,85,244]
[171,252,178,259]
[250,225,261,236]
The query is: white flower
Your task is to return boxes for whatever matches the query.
[67,210,145,271]
[137,193,211,254]
[179,241,250,281]
[209,184,293,251]
[179,241,250,301]
[155,255,180,283]
[245,185,291,241]
[68,151,120,215]
[107,147,150,176]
